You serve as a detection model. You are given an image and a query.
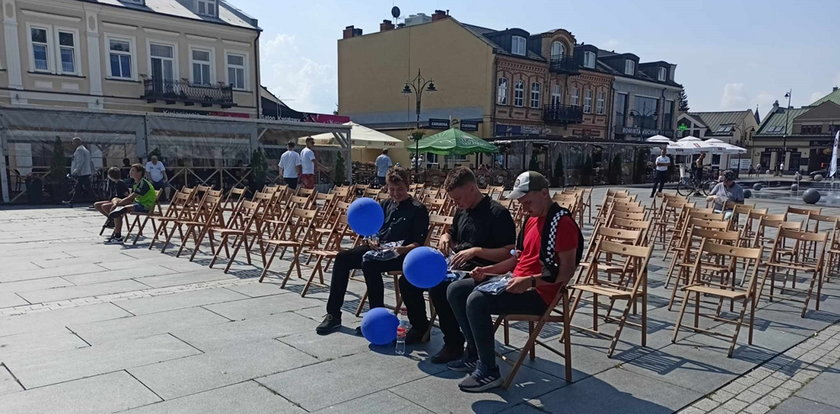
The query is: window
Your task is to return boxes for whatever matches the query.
[150,42,175,90]
[583,51,596,68]
[530,82,541,108]
[550,84,562,107]
[658,67,667,81]
[196,0,217,17]
[31,27,50,71]
[511,36,526,56]
[596,91,605,114]
[767,125,785,133]
[715,124,735,133]
[615,93,627,127]
[57,31,76,74]
[801,125,822,134]
[513,80,524,107]
[570,87,580,106]
[624,59,635,75]
[663,100,674,129]
[634,96,659,129]
[108,38,133,79]
[497,77,508,105]
[191,48,212,85]
[550,41,565,60]
[583,89,592,113]
[226,53,246,90]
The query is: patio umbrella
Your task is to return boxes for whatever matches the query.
[666,141,704,155]
[645,135,675,145]
[412,128,498,156]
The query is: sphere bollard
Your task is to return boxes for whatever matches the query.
[790,184,799,192]
[744,189,752,199]
[753,183,763,191]
[814,174,824,182]
[803,188,821,204]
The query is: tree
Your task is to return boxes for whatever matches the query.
[679,87,690,112]
[48,137,68,202]
[334,152,346,185]
[607,154,622,185]
[248,148,268,192]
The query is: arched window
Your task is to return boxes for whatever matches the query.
[551,84,563,107]
[514,80,524,107]
[512,36,526,56]
[550,41,565,61]
[497,77,508,105]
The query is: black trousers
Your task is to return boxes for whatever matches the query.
[284,177,298,189]
[651,170,668,196]
[447,278,546,369]
[326,245,405,317]
[398,277,464,347]
[68,175,95,202]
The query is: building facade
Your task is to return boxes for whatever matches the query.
[0,0,261,117]
[753,88,840,173]
[676,110,759,171]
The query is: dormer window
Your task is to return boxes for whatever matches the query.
[550,41,565,60]
[583,51,596,68]
[624,59,635,75]
[511,36,526,56]
[658,67,667,81]
[196,0,217,17]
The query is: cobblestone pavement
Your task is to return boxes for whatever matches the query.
[0,187,838,414]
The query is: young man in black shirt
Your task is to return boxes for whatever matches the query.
[317,167,430,335]
[399,167,516,363]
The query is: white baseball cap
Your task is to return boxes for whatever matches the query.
[507,171,550,200]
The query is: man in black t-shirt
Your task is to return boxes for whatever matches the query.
[399,167,516,363]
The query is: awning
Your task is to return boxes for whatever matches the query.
[299,122,403,149]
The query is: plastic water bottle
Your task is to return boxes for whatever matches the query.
[395,316,408,355]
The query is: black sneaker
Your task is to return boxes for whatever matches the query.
[316,314,341,335]
[458,362,502,393]
[405,327,430,345]
[447,354,478,372]
[104,235,124,244]
[431,344,464,364]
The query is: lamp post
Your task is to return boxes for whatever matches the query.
[781,90,792,175]
[402,69,437,174]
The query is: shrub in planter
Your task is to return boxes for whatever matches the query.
[47,137,67,203]
[248,148,268,193]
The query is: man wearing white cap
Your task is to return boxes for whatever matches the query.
[447,171,583,392]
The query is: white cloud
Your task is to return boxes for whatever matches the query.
[750,92,775,117]
[260,33,335,114]
[720,83,747,109]
[810,91,826,103]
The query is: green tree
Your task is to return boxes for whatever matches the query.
[608,154,622,185]
[633,147,650,183]
[48,137,66,185]
[334,152,346,185]
[679,87,690,112]
[249,148,268,191]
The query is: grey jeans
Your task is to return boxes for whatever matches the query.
[447,278,547,369]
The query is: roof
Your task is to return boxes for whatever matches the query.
[302,122,404,149]
[91,0,259,30]
[575,45,680,87]
[689,110,754,135]
[755,107,809,135]
[458,22,544,62]
[810,88,840,107]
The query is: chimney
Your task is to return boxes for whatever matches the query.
[380,19,395,32]
[342,25,362,39]
[772,100,779,112]
[834,86,839,92]
[432,9,448,21]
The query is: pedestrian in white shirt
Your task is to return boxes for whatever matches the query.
[145,155,170,201]
[375,149,393,186]
[279,141,302,189]
[651,148,671,197]
[300,137,330,190]
[64,136,96,204]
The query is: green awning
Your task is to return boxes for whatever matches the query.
[410,128,498,155]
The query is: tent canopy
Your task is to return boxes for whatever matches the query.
[411,128,498,156]
[299,122,402,149]
[645,134,675,145]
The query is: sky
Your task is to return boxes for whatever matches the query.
[235,0,840,117]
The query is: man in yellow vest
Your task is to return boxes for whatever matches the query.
[105,164,156,244]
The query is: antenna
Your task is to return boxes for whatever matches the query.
[391,6,401,19]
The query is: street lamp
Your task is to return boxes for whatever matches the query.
[781,89,792,175]
[402,68,437,174]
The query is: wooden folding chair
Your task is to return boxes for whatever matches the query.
[568,240,653,357]
[666,226,742,311]
[124,189,163,244]
[222,187,248,214]
[208,199,269,273]
[671,241,763,357]
[493,286,573,387]
[758,228,829,317]
[175,193,224,260]
[785,206,821,223]
[826,219,840,282]
[259,208,318,287]
[147,188,197,251]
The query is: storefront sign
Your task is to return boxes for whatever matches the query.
[428,118,451,129]
[154,108,250,118]
[521,126,541,135]
[494,124,521,136]
[460,120,480,131]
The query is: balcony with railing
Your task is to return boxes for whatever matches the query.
[544,104,583,124]
[142,78,235,108]
[549,56,580,75]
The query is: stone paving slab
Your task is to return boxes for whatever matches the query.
[202,292,321,321]
[18,279,151,303]
[0,262,108,283]
[168,312,314,352]
[0,329,89,361]
[115,287,248,315]
[0,364,23,395]
[5,333,200,388]
[68,307,230,345]
[123,380,307,414]
[62,265,178,286]
[0,276,75,294]
[0,292,28,308]
[0,371,160,414]
[129,339,318,400]
[767,396,840,414]
[314,390,434,414]
[0,302,131,336]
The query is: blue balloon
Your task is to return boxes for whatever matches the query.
[361,307,399,345]
[403,246,447,289]
[347,197,384,237]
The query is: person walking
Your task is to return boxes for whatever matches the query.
[651,148,671,197]
[145,155,170,201]
[375,149,392,187]
[279,141,302,189]
[300,137,330,190]
[64,136,95,204]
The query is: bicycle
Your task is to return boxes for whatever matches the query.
[676,174,716,197]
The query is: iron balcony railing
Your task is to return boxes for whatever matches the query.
[544,104,583,124]
[142,78,235,108]
[549,56,580,74]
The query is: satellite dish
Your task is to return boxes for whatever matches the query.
[391,6,400,18]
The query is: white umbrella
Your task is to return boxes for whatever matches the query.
[666,141,703,155]
[645,135,675,145]
[677,136,702,142]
